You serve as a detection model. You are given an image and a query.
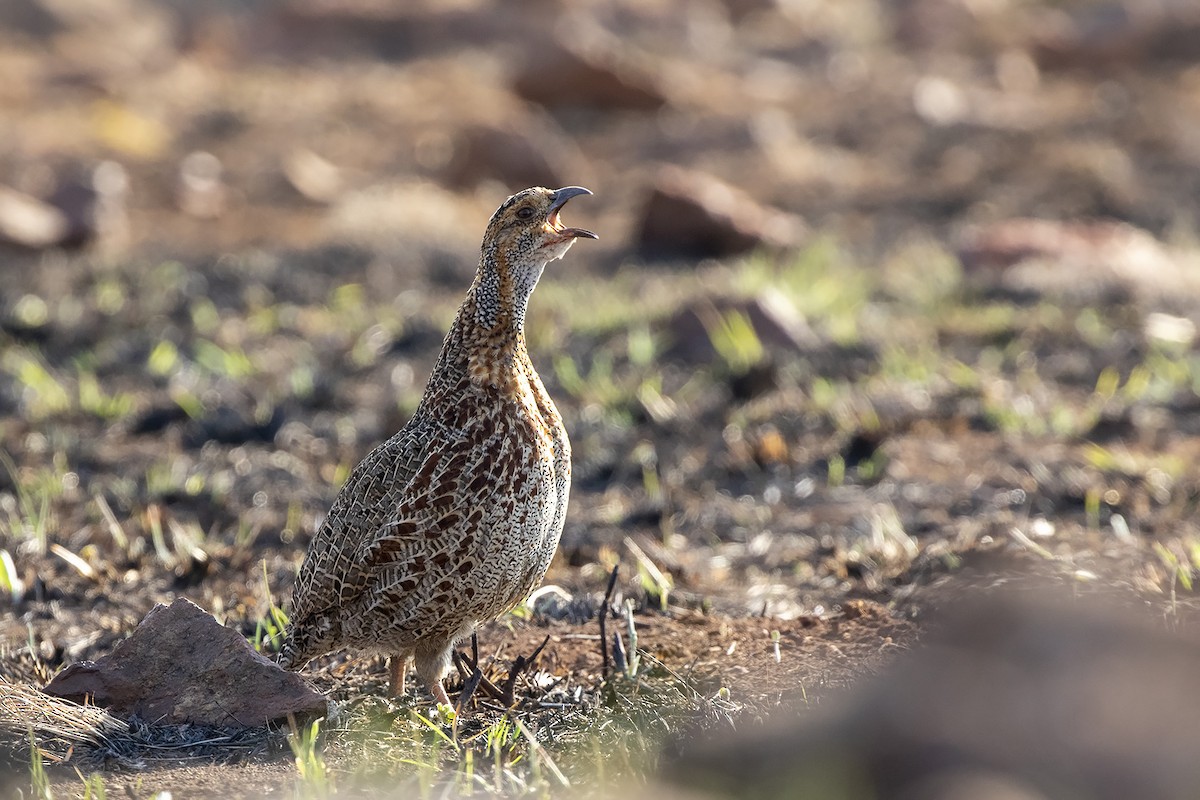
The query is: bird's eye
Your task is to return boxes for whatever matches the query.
[516,206,535,220]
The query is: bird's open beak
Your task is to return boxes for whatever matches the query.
[546,186,598,240]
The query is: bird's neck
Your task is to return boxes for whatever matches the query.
[450,253,544,391]
[467,253,542,333]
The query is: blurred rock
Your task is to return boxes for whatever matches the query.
[43,598,326,728]
[716,0,776,23]
[283,148,344,204]
[663,291,819,366]
[662,589,1200,800]
[49,161,130,249]
[0,162,128,251]
[264,1,544,62]
[637,166,805,258]
[1032,0,1200,69]
[185,404,286,448]
[512,24,668,111]
[177,151,226,219]
[0,0,62,38]
[0,186,71,250]
[444,117,582,191]
[39,0,178,77]
[957,218,1196,304]
[893,0,991,50]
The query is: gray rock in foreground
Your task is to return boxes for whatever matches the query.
[43,598,326,728]
[663,585,1200,800]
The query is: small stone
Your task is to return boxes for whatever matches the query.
[283,148,343,204]
[636,166,805,258]
[512,27,668,111]
[1031,1,1200,70]
[0,185,71,250]
[177,151,226,219]
[0,162,128,252]
[444,118,582,192]
[663,292,819,366]
[957,218,1193,303]
[43,598,326,728]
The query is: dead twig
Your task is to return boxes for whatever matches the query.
[599,565,619,679]
[454,632,549,708]
[495,635,549,707]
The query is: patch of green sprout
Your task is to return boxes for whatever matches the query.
[737,239,869,343]
[191,297,221,335]
[2,347,72,419]
[290,718,333,800]
[76,770,108,800]
[552,352,636,423]
[0,452,61,553]
[0,548,23,602]
[626,324,657,368]
[146,340,179,376]
[76,372,136,420]
[625,537,673,612]
[827,454,846,487]
[253,559,290,655]
[704,309,764,374]
[194,339,255,379]
[29,727,51,800]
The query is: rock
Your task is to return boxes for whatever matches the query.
[185,404,286,448]
[0,0,62,39]
[177,151,226,219]
[636,166,805,258]
[0,186,71,250]
[443,117,583,191]
[49,161,129,249]
[956,218,1196,304]
[662,588,1200,800]
[0,162,129,251]
[512,25,669,111]
[716,0,776,23]
[662,290,819,366]
[1031,0,1200,70]
[283,148,344,204]
[893,0,992,50]
[43,598,326,728]
[262,2,546,62]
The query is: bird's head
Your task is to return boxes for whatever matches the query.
[481,186,598,271]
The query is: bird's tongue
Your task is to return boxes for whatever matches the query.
[548,209,597,239]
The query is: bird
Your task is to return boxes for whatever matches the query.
[278,186,596,707]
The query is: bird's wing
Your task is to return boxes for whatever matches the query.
[287,420,441,627]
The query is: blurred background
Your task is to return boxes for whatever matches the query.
[3,0,1200,797]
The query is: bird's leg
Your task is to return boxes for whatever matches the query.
[427,679,452,708]
[415,646,454,708]
[388,653,412,698]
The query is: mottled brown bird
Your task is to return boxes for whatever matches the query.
[278,187,595,706]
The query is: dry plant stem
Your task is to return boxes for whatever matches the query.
[496,635,550,707]
[451,634,486,711]
[611,632,627,675]
[454,633,506,706]
[455,666,484,715]
[454,633,550,708]
[599,565,620,679]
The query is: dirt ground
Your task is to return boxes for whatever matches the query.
[2,0,1200,797]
